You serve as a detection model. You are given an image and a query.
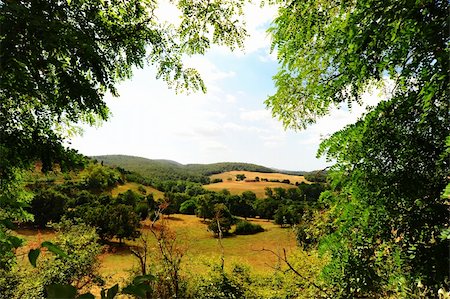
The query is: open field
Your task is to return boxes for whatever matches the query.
[15,214,296,281]
[205,171,309,198]
[110,182,164,199]
[210,171,308,184]
[204,181,299,198]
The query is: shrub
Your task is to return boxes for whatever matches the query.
[234,220,264,235]
[180,199,197,215]
[135,202,149,220]
[30,189,68,227]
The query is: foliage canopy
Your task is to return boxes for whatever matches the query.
[268,0,449,296]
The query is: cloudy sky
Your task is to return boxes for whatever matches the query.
[69,3,380,171]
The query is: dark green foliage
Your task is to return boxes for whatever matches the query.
[135,202,149,220]
[268,0,450,295]
[235,174,246,181]
[195,194,216,220]
[274,205,301,227]
[234,220,264,235]
[0,171,33,269]
[76,203,140,242]
[304,171,327,183]
[30,188,68,228]
[179,199,197,215]
[82,163,121,191]
[114,189,142,206]
[254,198,278,220]
[229,191,256,219]
[297,182,325,202]
[208,204,234,237]
[318,94,450,295]
[211,178,223,184]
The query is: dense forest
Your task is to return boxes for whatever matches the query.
[1,0,448,298]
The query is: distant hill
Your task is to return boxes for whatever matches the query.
[92,155,277,183]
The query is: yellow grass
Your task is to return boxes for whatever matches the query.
[205,171,309,198]
[210,170,308,184]
[15,214,297,291]
[97,214,296,276]
[110,182,164,199]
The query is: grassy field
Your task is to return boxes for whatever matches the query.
[205,171,309,198]
[15,214,296,286]
[110,182,164,199]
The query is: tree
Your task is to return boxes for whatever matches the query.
[254,198,279,220]
[230,191,256,219]
[208,204,234,237]
[1,0,248,179]
[30,188,68,228]
[196,194,215,220]
[179,199,197,215]
[235,174,246,181]
[267,0,449,296]
[274,205,300,228]
[82,163,121,191]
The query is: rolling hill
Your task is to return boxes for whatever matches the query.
[92,155,279,183]
[205,170,310,198]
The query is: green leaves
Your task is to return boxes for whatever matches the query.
[122,275,155,298]
[46,284,77,299]
[100,284,119,299]
[28,249,40,267]
[41,241,69,258]
[28,241,69,268]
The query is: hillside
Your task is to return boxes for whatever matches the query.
[92,155,277,183]
[205,171,309,198]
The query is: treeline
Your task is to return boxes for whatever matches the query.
[93,155,279,184]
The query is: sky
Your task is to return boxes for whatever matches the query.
[69,2,381,171]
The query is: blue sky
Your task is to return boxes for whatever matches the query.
[69,3,381,171]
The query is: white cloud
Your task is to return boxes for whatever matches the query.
[201,140,229,152]
[242,3,278,54]
[240,109,271,122]
[225,94,237,103]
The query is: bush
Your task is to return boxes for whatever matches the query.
[234,220,264,235]
[135,202,149,220]
[211,178,223,183]
[30,189,68,227]
[180,199,197,215]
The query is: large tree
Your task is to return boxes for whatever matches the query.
[0,0,248,179]
[267,0,449,296]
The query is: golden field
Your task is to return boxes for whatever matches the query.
[205,171,309,198]
[110,182,164,199]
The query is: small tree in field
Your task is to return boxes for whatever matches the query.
[235,174,246,181]
[208,204,233,237]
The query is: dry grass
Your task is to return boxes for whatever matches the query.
[99,214,296,276]
[204,181,298,198]
[15,214,296,287]
[110,182,164,199]
[210,171,308,184]
[205,171,309,198]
